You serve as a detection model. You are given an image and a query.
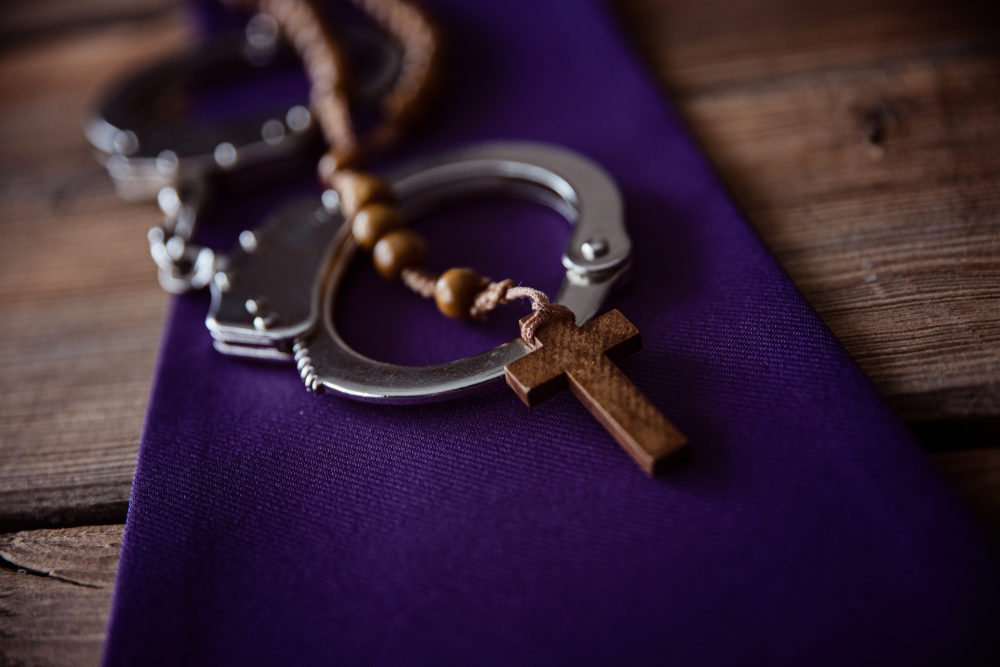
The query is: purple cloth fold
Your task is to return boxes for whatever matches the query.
[103,1,999,665]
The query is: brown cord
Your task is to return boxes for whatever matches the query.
[506,287,576,346]
[240,0,439,167]
[399,266,437,299]
[470,279,515,318]
[400,269,574,346]
[261,0,355,150]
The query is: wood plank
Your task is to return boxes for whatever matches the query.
[0,0,173,47]
[614,0,1000,91]
[0,525,123,667]
[0,15,179,529]
[686,54,1000,421]
[614,0,1000,421]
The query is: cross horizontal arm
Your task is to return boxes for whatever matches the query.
[576,308,640,357]
[505,309,643,406]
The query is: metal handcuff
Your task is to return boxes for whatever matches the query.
[87,13,402,293]
[88,17,633,403]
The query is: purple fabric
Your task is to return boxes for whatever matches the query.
[103,1,999,665]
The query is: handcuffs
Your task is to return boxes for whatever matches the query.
[88,15,633,403]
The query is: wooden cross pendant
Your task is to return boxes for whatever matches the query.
[505,309,687,475]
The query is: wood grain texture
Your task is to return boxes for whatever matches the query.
[0,0,174,47]
[0,10,179,530]
[613,0,1000,421]
[0,525,123,667]
[506,310,687,474]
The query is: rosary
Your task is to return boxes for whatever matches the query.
[90,0,687,475]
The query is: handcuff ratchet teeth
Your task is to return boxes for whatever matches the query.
[207,141,633,403]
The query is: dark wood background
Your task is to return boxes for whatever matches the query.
[1,0,998,664]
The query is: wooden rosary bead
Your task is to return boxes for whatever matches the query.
[335,171,395,219]
[373,229,427,280]
[352,202,404,250]
[435,268,488,320]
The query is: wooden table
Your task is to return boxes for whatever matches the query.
[1,0,997,663]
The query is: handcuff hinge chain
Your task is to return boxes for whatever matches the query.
[148,181,219,293]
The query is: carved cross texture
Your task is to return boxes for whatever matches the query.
[505,309,687,475]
